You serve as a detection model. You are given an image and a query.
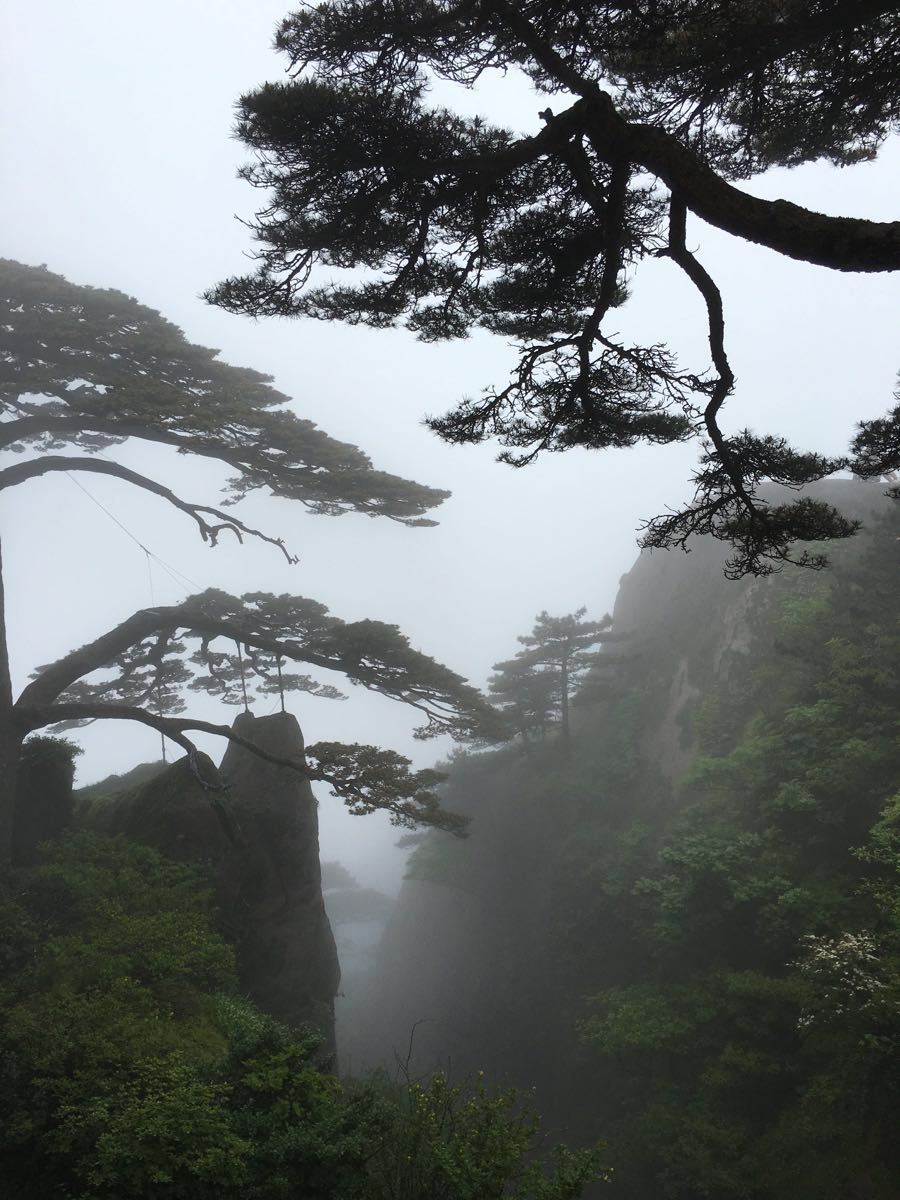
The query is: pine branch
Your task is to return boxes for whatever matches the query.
[0,414,445,526]
[18,702,465,832]
[0,456,298,562]
[480,4,900,271]
[16,594,499,741]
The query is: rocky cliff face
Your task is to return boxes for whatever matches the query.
[608,479,893,781]
[346,479,895,1098]
[218,711,340,1038]
[77,711,340,1044]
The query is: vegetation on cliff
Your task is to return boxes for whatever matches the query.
[0,259,509,863]
[0,832,603,1199]
[570,504,900,1198]
[489,609,618,745]
[4,3,899,1193]
[373,490,900,1199]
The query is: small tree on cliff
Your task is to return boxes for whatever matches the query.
[489,608,615,744]
[487,653,559,744]
[0,260,502,861]
[210,0,900,577]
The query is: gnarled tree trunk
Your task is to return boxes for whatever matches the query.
[0,536,22,864]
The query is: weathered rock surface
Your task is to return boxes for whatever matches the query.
[76,711,340,1044]
[218,711,340,1038]
[348,479,895,1095]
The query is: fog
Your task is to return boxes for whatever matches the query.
[2,0,897,894]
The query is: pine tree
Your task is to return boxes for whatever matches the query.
[0,261,501,860]
[209,0,900,576]
[490,608,616,744]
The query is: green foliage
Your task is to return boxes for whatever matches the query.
[307,740,464,833]
[0,833,601,1199]
[0,258,445,523]
[396,502,900,1198]
[489,609,616,742]
[0,833,239,1197]
[488,652,559,744]
[74,753,224,850]
[19,733,82,777]
[567,511,900,1196]
[361,1072,606,1200]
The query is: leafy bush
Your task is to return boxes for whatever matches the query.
[0,833,603,1199]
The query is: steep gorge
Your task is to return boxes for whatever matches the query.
[347,481,900,1199]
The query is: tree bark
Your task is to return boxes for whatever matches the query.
[560,653,570,744]
[0,535,22,863]
[0,720,22,865]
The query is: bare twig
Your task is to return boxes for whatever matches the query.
[0,456,299,562]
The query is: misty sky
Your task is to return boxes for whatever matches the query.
[2,0,897,887]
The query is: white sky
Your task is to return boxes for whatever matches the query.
[1,0,897,888]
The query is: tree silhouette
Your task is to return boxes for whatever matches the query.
[210,0,899,577]
[490,608,616,743]
[0,261,500,859]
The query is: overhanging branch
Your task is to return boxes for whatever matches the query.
[662,195,754,506]
[636,196,861,575]
[399,4,900,273]
[16,597,487,738]
[19,700,466,833]
[664,197,734,425]
[0,456,298,562]
[0,413,447,525]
